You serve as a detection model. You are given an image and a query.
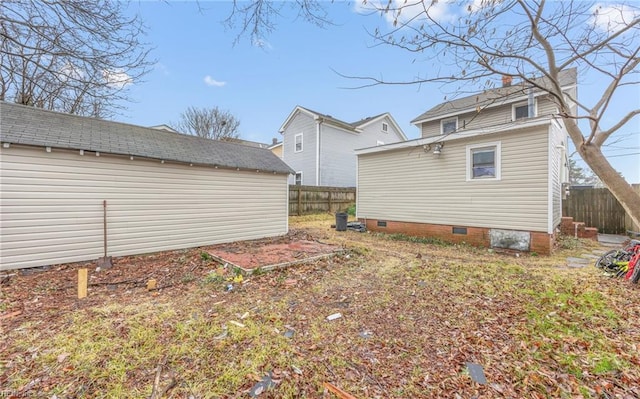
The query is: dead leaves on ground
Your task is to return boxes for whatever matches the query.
[2,220,640,398]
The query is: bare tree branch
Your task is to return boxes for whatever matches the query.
[0,0,154,117]
[170,106,241,141]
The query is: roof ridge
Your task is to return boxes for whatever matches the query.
[0,101,293,175]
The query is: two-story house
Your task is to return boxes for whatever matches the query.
[279,106,407,187]
[354,69,577,254]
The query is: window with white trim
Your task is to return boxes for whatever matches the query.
[512,101,536,120]
[294,133,303,152]
[294,172,302,185]
[441,117,458,134]
[382,122,388,132]
[467,142,501,181]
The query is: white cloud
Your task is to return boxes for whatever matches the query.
[59,62,85,82]
[204,75,226,87]
[354,0,457,27]
[103,69,132,89]
[591,3,638,33]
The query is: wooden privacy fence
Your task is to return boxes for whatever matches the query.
[289,185,356,216]
[562,184,640,234]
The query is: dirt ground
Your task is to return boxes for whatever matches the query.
[0,228,340,333]
[2,216,640,399]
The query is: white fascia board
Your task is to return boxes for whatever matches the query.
[411,84,574,127]
[278,106,317,133]
[355,117,552,156]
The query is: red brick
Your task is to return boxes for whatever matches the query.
[361,219,554,255]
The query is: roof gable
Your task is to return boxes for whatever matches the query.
[411,68,577,124]
[0,102,293,175]
[279,105,407,139]
[353,113,408,141]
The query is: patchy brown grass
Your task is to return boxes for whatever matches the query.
[1,214,640,398]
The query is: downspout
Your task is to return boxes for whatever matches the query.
[316,118,322,186]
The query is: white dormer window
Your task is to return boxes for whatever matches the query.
[441,117,458,135]
[512,100,536,120]
[294,133,303,152]
[382,122,388,132]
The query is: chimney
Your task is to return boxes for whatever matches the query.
[502,75,512,87]
[272,138,278,145]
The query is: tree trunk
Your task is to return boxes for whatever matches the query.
[580,143,640,231]
[564,119,640,231]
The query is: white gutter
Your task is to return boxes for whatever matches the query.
[355,117,552,156]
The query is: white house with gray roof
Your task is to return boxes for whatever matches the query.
[279,106,407,187]
[355,69,577,254]
[0,102,293,270]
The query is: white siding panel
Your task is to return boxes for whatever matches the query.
[319,116,405,187]
[319,126,361,187]
[358,125,551,232]
[0,146,288,270]
[282,112,316,185]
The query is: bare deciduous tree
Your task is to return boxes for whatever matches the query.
[171,106,241,141]
[223,0,640,228]
[224,0,331,47]
[0,0,153,118]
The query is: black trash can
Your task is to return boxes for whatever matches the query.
[335,212,348,231]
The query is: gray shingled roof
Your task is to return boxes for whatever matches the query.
[297,106,360,132]
[0,102,293,174]
[297,107,391,132]
[411,68,577,123]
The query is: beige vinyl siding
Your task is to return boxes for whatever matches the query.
[0,146,288,270]
[420,96,560,137]
[358,124,551,232]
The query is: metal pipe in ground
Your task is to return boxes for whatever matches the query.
[97,199,113,269]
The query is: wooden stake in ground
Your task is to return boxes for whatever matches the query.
[78,268,88,299]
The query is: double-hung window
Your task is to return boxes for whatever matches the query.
[294,133,303,152]
[467,142,501,180]
[294,172,302,185]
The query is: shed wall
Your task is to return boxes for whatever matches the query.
[357,125,551,232]
[0,146,289,270]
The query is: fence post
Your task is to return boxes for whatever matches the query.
[328,190,332,213]
[297,186,302,216]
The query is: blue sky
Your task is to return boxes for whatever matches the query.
[117,1,639,183]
